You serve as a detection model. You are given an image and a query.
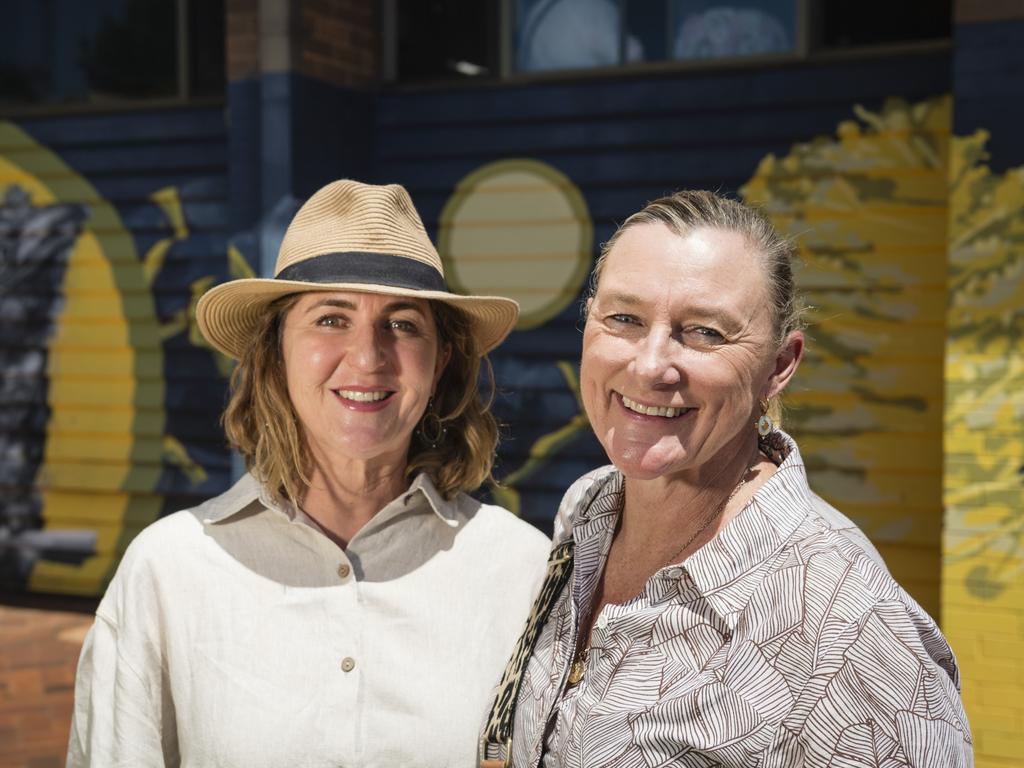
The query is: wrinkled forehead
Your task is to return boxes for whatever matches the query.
[602,223,768,288]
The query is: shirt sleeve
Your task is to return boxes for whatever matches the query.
[66,609,178,767]
[766,601,974,767]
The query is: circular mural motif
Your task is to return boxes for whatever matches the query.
[439,159,592,330]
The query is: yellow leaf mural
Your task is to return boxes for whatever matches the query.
[741,96,952,616]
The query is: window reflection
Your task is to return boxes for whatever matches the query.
[516,0,644,72]
[514,0,795,73]
[672,2,793,60]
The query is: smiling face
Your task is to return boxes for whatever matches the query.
[580,223,802,483]
[281,291,450,473]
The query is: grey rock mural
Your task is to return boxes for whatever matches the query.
[0,186,95,584]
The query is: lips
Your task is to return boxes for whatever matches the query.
[619,393,692,419]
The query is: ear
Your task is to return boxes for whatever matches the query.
[432,342,452,394]
[764,330,804,400]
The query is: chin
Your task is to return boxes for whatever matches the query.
[608,441,689,480]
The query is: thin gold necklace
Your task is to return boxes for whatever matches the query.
[567,467,752,687]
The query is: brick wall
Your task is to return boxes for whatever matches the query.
[227,0,259,80]
[298,0,378,87]
[226,0,377,86]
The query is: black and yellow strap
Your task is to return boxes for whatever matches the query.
[479,539,575,767]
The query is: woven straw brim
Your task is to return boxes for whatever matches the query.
[196,278,519,360]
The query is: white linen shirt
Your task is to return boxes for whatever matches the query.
[67,472,549,768]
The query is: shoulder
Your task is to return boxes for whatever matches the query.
[123,474,262,563]
[552,465,620,544]
[450,492,550,556]
[98,476,264,619]
[805,491,888,571]
[780,518,959,684]
[776,591,971,761]
[755,469,958,681]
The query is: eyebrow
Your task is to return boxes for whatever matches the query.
[305,298,428,315]
[600,291,644,307]
[597,291,744,330]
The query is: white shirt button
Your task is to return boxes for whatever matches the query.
[340,657,356,673]
[337,563,351,579]
[596,613,608,630]
[667,567,684,580]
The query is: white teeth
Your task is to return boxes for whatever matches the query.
[621,395,687,418]
[337,390,390,402]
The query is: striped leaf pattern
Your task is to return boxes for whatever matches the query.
[509,432,973,767]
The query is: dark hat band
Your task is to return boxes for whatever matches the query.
[276,251,449,293]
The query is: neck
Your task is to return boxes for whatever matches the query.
[620,434,759,546]
[300,457,410,548]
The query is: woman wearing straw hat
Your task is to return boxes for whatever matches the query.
[67,180,550,767]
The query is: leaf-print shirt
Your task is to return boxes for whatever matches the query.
[511,431,973,767]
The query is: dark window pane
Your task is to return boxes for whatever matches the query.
[818,0,951,49]
[80,0,178,99]
[626,0,670,63]
[0,0,223,107]
[188,0,225,99]
[396,0,496,82]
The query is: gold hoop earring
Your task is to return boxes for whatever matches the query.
[416,397,447,448]
[756,397,774,437]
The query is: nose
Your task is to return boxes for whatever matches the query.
[349,322,386,371]
[632,327,681,386]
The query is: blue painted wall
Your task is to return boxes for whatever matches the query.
[0,47,953,590]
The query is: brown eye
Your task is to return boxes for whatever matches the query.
[388,319,418,334]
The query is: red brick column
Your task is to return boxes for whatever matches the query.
[298,0,379,87]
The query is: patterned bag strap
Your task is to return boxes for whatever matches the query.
[479,539,575,768]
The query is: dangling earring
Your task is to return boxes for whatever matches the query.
[756,397,774,437]
[416,397,447,448]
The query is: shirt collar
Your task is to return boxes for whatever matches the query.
[568,430,816,633]
[398,472,460,528]
[200,471,459,528]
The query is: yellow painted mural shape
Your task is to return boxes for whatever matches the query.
[0,122,164,594]
[942,128,1024,768]
[740,97,952,615]
[439,159,593,330]
[945,128,1024,597]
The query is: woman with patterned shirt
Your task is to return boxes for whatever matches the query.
[481,190,972,767]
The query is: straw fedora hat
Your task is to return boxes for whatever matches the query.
[197,179,519,359]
